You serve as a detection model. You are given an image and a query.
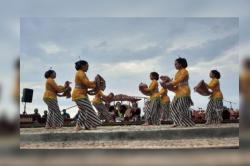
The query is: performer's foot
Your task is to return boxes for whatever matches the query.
[54,127,62,129]
[108,119,115,123]
[45,126,52,129]
[171,124,178,128]
[84,127,91,130]
[183,125,193,127]
[142,122,149,126]
[75,126,82,131]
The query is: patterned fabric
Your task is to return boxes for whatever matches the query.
[206,99,223,124]
[75,98,101,129]
[93,103,113,122]
[44,99,64,128]
[143,101,151,122]
[144,98,161,125]
[170,97,195,127]
[161,103,170,121]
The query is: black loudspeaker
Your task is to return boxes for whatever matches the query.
[222,109,230,120]
[22,88,33,103]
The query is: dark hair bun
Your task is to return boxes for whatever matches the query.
[75,60,88,70]
[150,72,159,80]
[176,57,188,68]
[44,70,55,78]
[211,70,221,79]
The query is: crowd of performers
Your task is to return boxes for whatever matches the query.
[140,58,224,127]
[43,57,225,131]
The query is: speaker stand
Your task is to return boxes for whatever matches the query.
[23,102,27,115]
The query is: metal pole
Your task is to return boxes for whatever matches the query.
[24,102,26,115]
[64,104,78,110]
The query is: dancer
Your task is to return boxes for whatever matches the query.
[72,60,101,131]
[167,57,195,127]
[205,70,224,124]
[143,72,161,125]
[43,69,66,129]
[92,90,114,123]
[157,86,170,121]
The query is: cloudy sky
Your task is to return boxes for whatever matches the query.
[20,17,239,116]
[0,0,249,118]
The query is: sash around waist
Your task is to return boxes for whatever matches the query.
[177,81,189,87]
[75,84,86,89]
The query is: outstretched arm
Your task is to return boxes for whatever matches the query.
[144,81,157,92]
[207,79,218,90]
[79,72,96,89]
[171,70,188,86]
[49,79,65,93]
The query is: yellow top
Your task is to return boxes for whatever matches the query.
[144,80,160,99]
[157,88,170,104]
[92,90,105,105]
[240,70,250,99]
[43,78,65,100]
[72,70,96,101]
[208,78,223,100]
[171,68,191,97]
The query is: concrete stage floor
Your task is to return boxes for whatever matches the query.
[20,123,239,149]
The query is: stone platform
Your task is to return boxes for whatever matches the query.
[20,123,239,149]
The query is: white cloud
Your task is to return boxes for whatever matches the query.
[20,82,43,90]
[165,26,238,53]
[85,34,159,53]
[132,42,158,52]
[100,56,161,77]
[39,42,67,54]
[240,41,250,59]
[166,39,203,53]
[189,45,238,75]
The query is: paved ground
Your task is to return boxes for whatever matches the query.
[20,123,239,149]
[20,137,239,149]
[20,123,238,134]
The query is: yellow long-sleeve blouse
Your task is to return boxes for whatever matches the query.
[208,78,223,100]
[157,88,170,104]
[43,78,65,100]
[92,90,105,105]
[171,68,191,97]
[72,70,96,101]
[144,80,160,99]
